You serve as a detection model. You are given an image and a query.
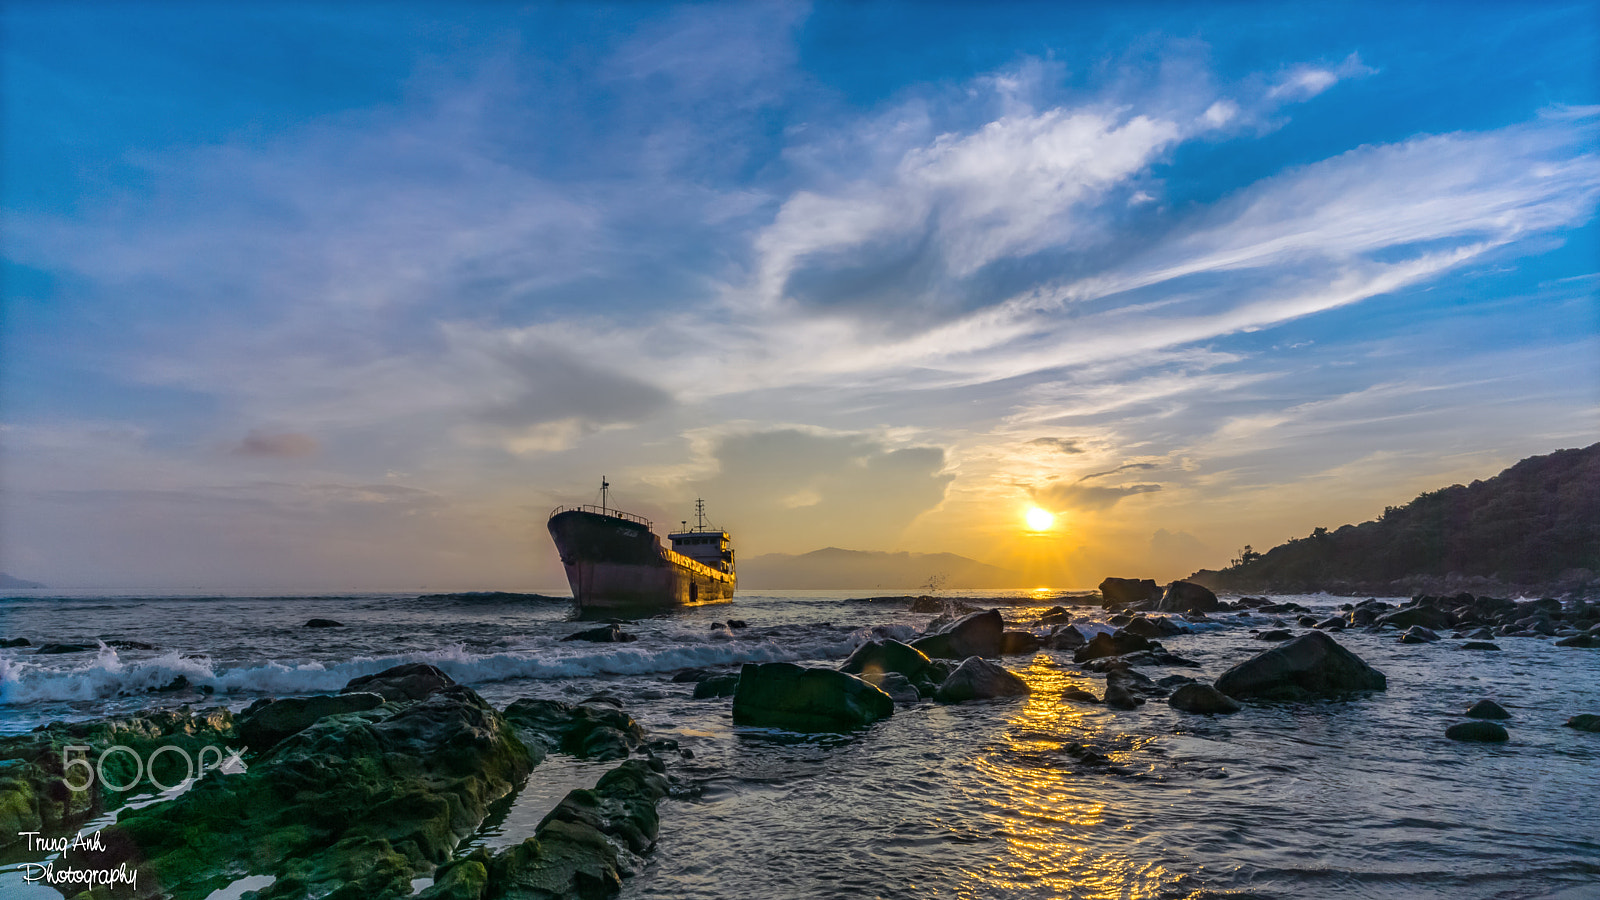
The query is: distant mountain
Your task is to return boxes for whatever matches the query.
[0,573,47,589]
[1189,443,1600,597]
[740,547,1025,590]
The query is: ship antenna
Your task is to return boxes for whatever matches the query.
[601,477,609,515]
[695,498,707,531]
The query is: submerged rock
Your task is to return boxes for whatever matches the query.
[304,618,344,628]
[1555,634,1600,648]
[1168,683,1242,715]
[342,662,456,702]
[690,673,740,699]
[34,643,95,654]
[1446,721,1509,742]
[1399,626,1441,644]
[0,637,29,648]
[1563,714,1600,732]
[911,609,1004,659]
[1465,699,1512,720]
[1214,631,1387,701]
[1255,629,1294,641]
[933,657,1030,703]
[1460,641,1501,651]
[1060,686,1101,704]
[561,624,639,643]
[732,662,894,731]
[238,692,386,750]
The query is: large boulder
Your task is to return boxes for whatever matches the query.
[933,657,1031,703]
[1001,631,1043,655]
[1168,683,1242,714]
[1073,631,1154,663]
[1157,581,1222,614]
[1098,577,1162,607]
[1214,631,1387,701]
[731,663,894,731]
[1374,605,1454,631]
[838,639,933,680]
[910,609,1004,659]
[341,662,456,702]
[238,692,386,750]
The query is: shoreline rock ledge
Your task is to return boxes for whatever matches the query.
[1215,631,1387,701]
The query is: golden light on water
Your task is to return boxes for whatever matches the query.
[1025,507,1055,532]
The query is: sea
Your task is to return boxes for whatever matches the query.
[1,589,1597,900]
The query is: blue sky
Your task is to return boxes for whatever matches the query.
[2,1,1596,589]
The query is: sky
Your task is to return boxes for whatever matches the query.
[2,1,1597,591]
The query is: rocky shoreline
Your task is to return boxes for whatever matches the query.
[4,581,1598,899]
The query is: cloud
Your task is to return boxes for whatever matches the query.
[1267,53,1376,101]
[1081,462,1160,480]
[1025,437,1085,454]
[1034,480,1162,512]
[231,430,318,458]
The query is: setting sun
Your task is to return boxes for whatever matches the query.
[1025,507,1055,532]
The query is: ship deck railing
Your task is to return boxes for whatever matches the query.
[548,505,653,529]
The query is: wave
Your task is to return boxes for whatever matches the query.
[0,630,870,706]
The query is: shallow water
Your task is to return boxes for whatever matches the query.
[2,589,1597,899]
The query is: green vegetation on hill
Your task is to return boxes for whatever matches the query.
[1189,443,1600,595]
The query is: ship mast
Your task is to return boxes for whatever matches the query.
[601,477,609,516]
[695,498,707,531]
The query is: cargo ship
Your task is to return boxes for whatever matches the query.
[547,480,735,610]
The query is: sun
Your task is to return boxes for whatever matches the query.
[1025,507,1055,532]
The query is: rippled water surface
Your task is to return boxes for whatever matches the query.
[2,589,1598,899]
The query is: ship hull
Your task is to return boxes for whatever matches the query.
[548,509,734,610]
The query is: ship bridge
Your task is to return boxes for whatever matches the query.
[668,499,734,574]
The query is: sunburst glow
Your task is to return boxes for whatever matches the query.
[1025,507,1055,532]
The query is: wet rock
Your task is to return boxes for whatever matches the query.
[1064,742,1113,766]
[1563,714,1600,732]
[304,618,344,628]
[1079,650,1200,671]
[1060,686,1101,704]
[1399,626,1441,644]
[1168,683,1242,714]
[732,662,894,731]
[1122,616,1187,638]
[1001,631,1043,655]
[1555,634,1600,648]
[1157,580,1223,614]
[839,639,933,680]
[1047,624,1087,650]
[911,609,1004,659]
[1375,605,1453,631]
[1445,721,1509,742]
[1215,631,1387,701]
[934,657,1031,703]
[342,662,456,702]
[1465,699,1511,720]
[35,643,95,654]
[503,698,646,760]
[1102,668,1150,709]
[1038,606,1073,626]
[860,672,922,704]
[1098,577,1162,608]
[691,674,740,699]
[238,692,387,750]
[152,675,191,693]
[1314,618,1346,630]
[1074,631,1154,662]
[63,686,532,899]
[104,639,157,650]
[1460,641,1502,651]
[1297,615,1319,627]
[670,668,715,683]
[0,637,28,648]
[1255,629,1294,641]
[726,619,748,629]
[561,624,639,643]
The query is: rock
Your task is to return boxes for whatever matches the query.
[1001,631,1043,655]
[1255,629,1294,641]
[561,624,639,643]
[670,668,716,683]
[933,657,1031,703]
[1122,616,1187,638]
[1047,624,1087,650]
[304,618,344,628]
[1555,634,1600,648]
[1060,687,1100,704]
[341,662,456,702]
[691,674,740,699]
[503,698,646,760]
[1314,618,1345,630]
[1399,626,1441,644]
[860,672,922,704]
[1563,714,1600,732]
[35,643,95,654]
[1157,581,1222,614]
[104,639,157,650]
[152,675,191,693]
[1297,615,1319,627]
[910,609,1004,659]
[1101,668,1153,709]
[1168,683,1243,714]
[1038,606,1073,626]
[732,663,894,731]
[237,692,387,750]
[1073,631,1153,662]
[1375,605,1454,631]
[1098,577,1163,607]
[1465,699,1511,720]
[1460,641,1501,651]
[1445,721,1509,742]
[838,639,933,680]
[0,638,30,648]
[62,685,533,898]
[1215,631,1387,701]
[1079,650,1200,671]
[727,619,748,629]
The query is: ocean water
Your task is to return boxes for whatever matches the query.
[1,589,1598,899]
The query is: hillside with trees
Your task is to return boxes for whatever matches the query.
[1189,443,1600,597]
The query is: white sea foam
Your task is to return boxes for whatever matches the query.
[0,633,865,705]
